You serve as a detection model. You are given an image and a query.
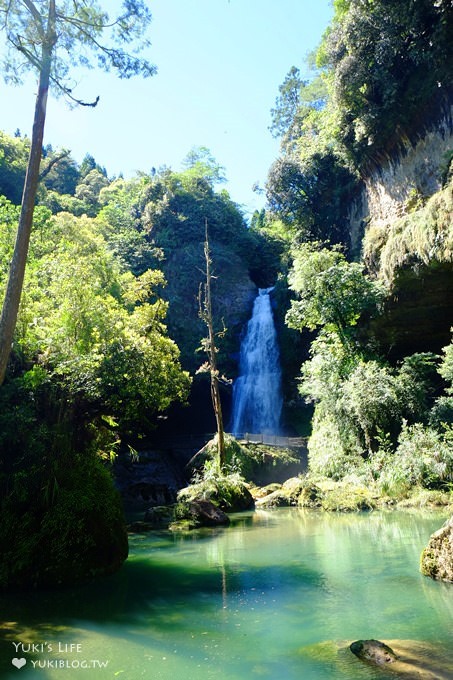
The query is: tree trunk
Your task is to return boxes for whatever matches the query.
[0,3,56,385]
[203,228,226,471]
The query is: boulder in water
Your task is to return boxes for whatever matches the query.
[420,515,453,582]
[350,639,398,665]
[303,639,452,679]
[171,488,233,529]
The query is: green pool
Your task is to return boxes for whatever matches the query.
[1,509,452,679]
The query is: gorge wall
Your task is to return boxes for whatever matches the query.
[348,106,453,360]
[349,105,453,254]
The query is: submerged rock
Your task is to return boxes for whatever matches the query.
[420,515,453,582]
[350,639,398,665]
[304,639,452,679]
[143,505,175,529]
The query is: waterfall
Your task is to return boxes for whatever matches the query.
[230,287,282,436]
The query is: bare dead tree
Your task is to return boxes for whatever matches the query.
[198,221,227,471]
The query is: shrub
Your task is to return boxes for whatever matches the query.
[378,423,453,496]
[0,451,128,590]
[430,396,453,429]
[307,410,363,479]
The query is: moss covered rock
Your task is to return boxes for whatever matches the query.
[256,488,291,508]
[319,483,377,512]
[255,477,309,508]
[176,473,254,520]
[297,483,323,508]
[420,515,453,582]
[172,499,230,531]
[187,435,302,486]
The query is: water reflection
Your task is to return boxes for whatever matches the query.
[0,509,451,680]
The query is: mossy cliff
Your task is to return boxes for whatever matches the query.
[362,174,453,358]
[349,107,453,255]
[352,113,453,359]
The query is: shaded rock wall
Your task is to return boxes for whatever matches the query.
[164,241,256,375]
[350,107,453,359]
[349,107,453,255]
[368,262,453,360]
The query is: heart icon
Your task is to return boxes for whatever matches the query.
[12,658,26,669]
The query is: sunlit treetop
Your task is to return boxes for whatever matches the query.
[0,0,157,106]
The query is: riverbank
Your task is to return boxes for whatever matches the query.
[252,476,453,513]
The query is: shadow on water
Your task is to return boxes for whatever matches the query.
[1,510,451,679]
[0,521,327,677]
[0,554,327,626]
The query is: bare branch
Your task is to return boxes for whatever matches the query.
[8,35,41,70]
[39,148,71,180]
[48,72,100,106]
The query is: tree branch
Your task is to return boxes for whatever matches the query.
[21,0,44,38]
[39,149,71,181]
[49,73,100,106]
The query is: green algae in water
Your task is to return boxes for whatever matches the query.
[0,509,452,680]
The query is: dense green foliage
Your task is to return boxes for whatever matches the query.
[266,0,453,247]
[0,131,30,204]
[286,243,383,342]
[286,239,453,491]
[319,0,453,170]
[263,0,453,496]
[0,134,200,588]
[0,200,191,435]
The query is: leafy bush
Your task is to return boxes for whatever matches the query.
[307,409,363,479]
[378,423,453,496]
[341,361,401,453]
[430,397,453,429]
[0,378,128,590]
[0,450,128,590]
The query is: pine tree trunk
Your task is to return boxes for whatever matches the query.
[0,4,56,385]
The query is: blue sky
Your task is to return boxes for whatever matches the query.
[0,0,333,216]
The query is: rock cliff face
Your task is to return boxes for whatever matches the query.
[349,107,453,254]
[164,240,256,375]
[350,107,453,359]
[153,239,257,437]
[366,259,453,360]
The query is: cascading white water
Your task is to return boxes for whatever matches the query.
[230,287,282,435]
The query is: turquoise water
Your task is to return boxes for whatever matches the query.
[1,509,452,679]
